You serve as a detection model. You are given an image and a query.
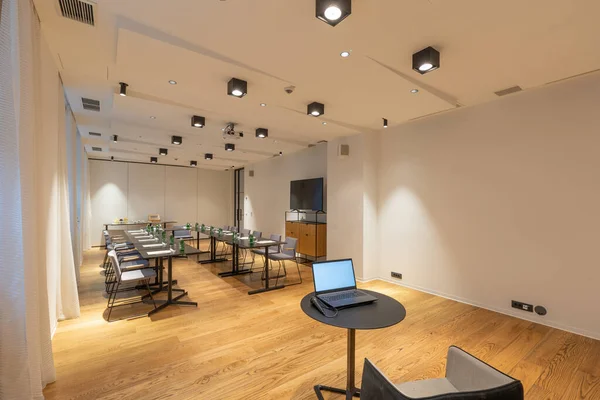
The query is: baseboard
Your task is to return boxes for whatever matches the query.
[375,277,600,341]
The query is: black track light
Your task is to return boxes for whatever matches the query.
[150,157,157,164]
[307,102,325,117]
[316,0,351,27]
[225,143,235,152]
[110,156,114,161]
[171,136,182,145]
[412,46,440,74]
[119,82,128,96]
[205,153,213,160]
[383,118,388,128]
[227,78,247,98]
[191,115,205,128]
[256,128,268,139]
[159,148,168,156]
[190,160,197,167]
[279,151,283,156]
[113,134,118,143]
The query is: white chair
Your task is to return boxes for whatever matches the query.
[106,251,157,322]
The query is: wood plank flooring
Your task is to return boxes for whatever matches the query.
[43,245,600,399]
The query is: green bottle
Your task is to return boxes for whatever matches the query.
[201,223,205,233]
[249,233,255,247]
[170,234,175,246]
[179,239,185,255]
[162,230,166,243]
[195,222,199,232]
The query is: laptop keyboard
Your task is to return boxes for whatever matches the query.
[324,291,361,302]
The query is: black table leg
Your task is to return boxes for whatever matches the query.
[149,255,197,315]
[219,242,252,277]
[248,245,285,295]
[199,236,228,264]
[314,328,360,399]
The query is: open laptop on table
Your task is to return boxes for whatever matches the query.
[313,258,377,309]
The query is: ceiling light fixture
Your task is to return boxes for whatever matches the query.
[110,156,114,161]
[383,118,388,128]
[260,103,267,107]
[256,128,268,139]
[150,157,157,164]
[340,51,350,58]
[150,116,156,119]
[227,78,247,98]
[159,148,168,156]
[316,0,351,27]
[113,134,118,143]
[171,135,182,145]
[307,102,325,117]
[119,82,128,96]
[411,89,419,93]
[191,115,205,128]
[205,153,213,160]
[190,160,197,167]
[412,46,440,74]
[168,80,177,85]
[279,151,283,156]
[225,143,235,152]
[322,122,327,125]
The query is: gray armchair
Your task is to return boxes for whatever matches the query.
[361,346,524,400]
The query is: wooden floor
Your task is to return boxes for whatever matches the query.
[44,245,600,400]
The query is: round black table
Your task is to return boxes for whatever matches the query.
[301,290,406,399]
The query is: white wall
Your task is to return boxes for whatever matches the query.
[89,160,232,246]
[244,144,327,237]
[378,72,600,339]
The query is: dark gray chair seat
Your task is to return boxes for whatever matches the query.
[173,229,194,240]
[360,346,524,400]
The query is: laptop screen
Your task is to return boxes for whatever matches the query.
[313,259,356,293]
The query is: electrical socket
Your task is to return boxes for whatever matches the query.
[391,272,402,279]
[511,300,533,312]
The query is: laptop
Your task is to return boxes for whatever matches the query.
[313,258,378,308]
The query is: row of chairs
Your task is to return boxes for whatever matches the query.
[102,231,158,321]
[220,226,303,285]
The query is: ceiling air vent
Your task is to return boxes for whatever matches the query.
[59,0,95,26]
[494,86,522,97]
[88,131,101,137]
[91,146,102,152]
[82,97,100,112]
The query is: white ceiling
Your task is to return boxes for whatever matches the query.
[34,0,600,169]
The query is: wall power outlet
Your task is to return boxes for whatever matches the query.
[511,300,533,312]
[391,272,402,279]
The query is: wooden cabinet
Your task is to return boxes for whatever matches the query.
[285,221,326,258]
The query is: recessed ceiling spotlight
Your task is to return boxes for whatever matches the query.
[279,151,283,156]
[159,148,168,156]
[168,80,177,85]
[322,122,327,125]
[256,128,268,139]
[307,102,325,117]
[150,116,156,119]
[410,89,419,94]
[205,153,213,160]
[383,118,388,128]
[225,143,235,152]
[316,0,351,27]
[171,135,182,145]
[340,51,350,58]
[191,115,205,128]
[412,46,440,74]
[110,156,114,161]
[113,134,118,143]
[190,160,197,167]
[119,82,128,96]
[227,78,247,98]
[260,103,267,107]
[150,157,158,164]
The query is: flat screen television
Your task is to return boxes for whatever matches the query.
[290,178,324,211]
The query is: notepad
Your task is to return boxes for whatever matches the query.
[257,240,276,244]
[138,238,158,242]
[128,230,144,233]
[147,249,175,256]
[143,243,165,248]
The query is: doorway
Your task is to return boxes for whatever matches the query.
[234,168,244,230]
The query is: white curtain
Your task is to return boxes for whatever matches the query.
[0,0,80,397]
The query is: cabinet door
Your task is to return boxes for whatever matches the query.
[299,224,317,257]
[285,221,298,239]
[316,224,327,257]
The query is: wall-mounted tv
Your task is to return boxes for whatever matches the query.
[290,178,324,211]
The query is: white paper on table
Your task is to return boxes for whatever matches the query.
[147,249,175,255]
[257,240,276,244]
[128,230,144,233]
[138,238,158,242]
[143,243,165,248]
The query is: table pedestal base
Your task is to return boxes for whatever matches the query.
[314,328,360,399]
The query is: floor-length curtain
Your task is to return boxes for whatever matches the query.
[0,0,56,397]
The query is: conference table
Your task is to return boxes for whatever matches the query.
[103,220,177,249]
[203,229,287,295]
[165,225,210,251]
[122,229,200,314]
